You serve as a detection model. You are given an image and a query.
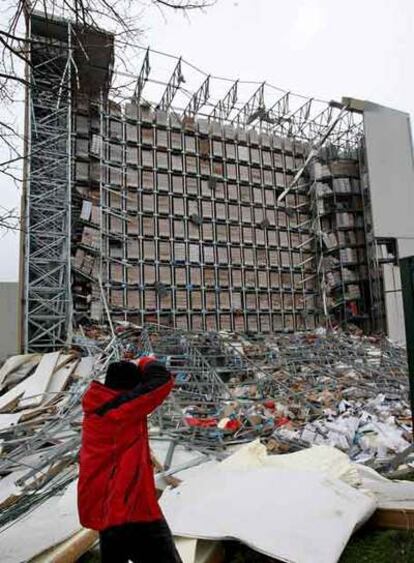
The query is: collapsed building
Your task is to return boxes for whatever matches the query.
[2,12,414,560]
[21,12,414,352]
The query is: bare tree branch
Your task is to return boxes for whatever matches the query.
[0,71,30,86]
[154,0,214,9]
[0,205,20,232]
[0,0,215,234]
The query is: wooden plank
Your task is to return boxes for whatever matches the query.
[54,354,77,371]
[0,413,22,431]
[2,356,42,391]
[18,353,60,409]
[0,354,38,388]
[22,459,73,492]
[0,377,29,412]
[0,468,26,507]
[371,507,414,530]
[44,358,79,404]
[30,529,98,563]
[73,357,95,380]
[0,494,20,512]
[18,402,58,423]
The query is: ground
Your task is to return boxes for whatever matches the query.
[78,528,414,562]
[223,529,414,562]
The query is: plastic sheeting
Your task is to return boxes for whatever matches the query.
[218,441,361,487]
[358,464,414,510]
[161,443,377,563]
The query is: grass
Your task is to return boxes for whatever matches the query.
[223,528,414,563]
[340,528,414,563]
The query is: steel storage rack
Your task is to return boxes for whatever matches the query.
[24,12,392,349]
[83,101,320,333]
[310,150,376,330]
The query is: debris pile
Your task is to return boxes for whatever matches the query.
[142,327,411,465]
[0,351,102,537]
[0,325,411,560]
[259,332,411,464]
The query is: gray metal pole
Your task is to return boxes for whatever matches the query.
[400,255,414,439]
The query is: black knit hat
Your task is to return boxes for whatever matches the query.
[104,360,140,390]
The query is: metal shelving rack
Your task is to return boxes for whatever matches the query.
[26,13,385,348]
[90,102,319,333]
[310,150,373,329]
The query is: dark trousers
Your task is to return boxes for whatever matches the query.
[99,519,182,563]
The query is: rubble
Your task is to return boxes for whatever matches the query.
[146,327,411,466]
[0,352,98,533]
[0,325,412,560]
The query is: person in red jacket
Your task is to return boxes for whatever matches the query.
[78,356,182,563]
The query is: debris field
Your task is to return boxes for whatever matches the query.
[0,325,412,561]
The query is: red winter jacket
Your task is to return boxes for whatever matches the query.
[78,360,173,531]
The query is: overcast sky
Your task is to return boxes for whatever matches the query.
[1,0,413,281]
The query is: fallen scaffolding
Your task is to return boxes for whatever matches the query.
[135,325,411,461]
